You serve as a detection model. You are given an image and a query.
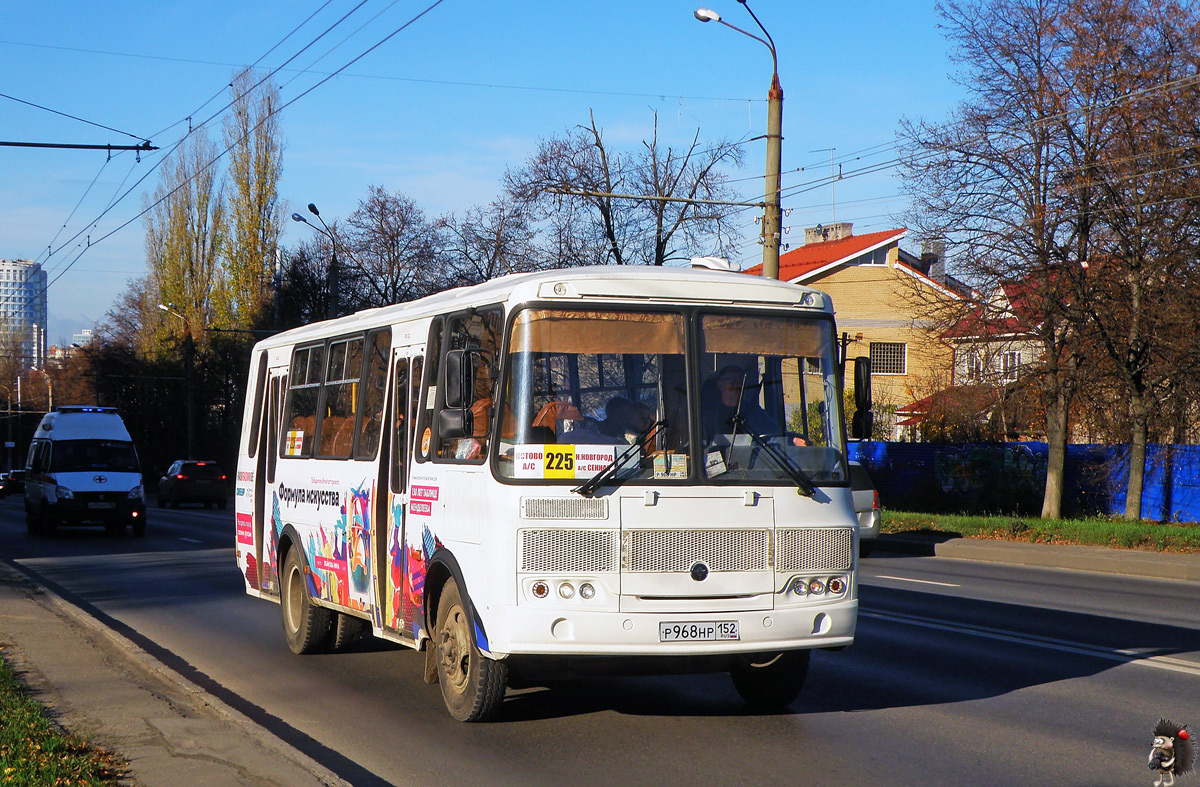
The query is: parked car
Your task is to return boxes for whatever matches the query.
[849,461,881,556]
[158,460,228,509]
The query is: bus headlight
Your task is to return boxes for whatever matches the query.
[790,577,808,596]
[827,576,846,595]
[531,581,549,599]
[578,583,595,600]
[55,486,74,500]
[807,578,825,596]
[558,582,575,599]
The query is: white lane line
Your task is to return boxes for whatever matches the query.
[872,574,961,588]
[178,538,203,544]
[861,609,1200,678]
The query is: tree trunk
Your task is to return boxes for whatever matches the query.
[1041,383,1067,520]
[1124,392,1149,520]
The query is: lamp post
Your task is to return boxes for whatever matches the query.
[292,203,340,320]
[695,1,783,280]
[158,303,195,459]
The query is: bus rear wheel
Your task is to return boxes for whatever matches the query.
[730,650,810,710]
[433,579,507,722]
[281,548,332,655]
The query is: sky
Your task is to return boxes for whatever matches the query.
[0,0,963,346]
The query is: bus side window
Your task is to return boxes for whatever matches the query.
[391,358,409,492]
[317,337,363,459]
[356,330,391,460]
[283,346,321,458]
[416,320,443,463]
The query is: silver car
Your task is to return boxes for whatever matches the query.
[849,461,880,556]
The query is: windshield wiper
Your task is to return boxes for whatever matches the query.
[728,415,816,497]
[572,419,667,498]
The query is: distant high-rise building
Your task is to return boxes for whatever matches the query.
[0,259,49,368]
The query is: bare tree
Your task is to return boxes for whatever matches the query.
[1073,0,1200,516]
[900,0,1098,519]
[443,198,542,286]
[340,185,443,308]
[505,111,745,268]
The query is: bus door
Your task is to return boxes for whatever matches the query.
[253,364,288,596]
[378,349,422,641]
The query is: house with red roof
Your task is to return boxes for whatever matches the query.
[745,222,971,436]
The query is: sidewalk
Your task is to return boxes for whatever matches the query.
[0,561,349,787]
[874,532,1200,582]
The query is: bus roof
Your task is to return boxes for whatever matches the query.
[254,265,832,351]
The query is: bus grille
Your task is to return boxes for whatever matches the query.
[775,528,853,573]
[520,497,609,520]
[623,529,770,573]
[519,529,618,573]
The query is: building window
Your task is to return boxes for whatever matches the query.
[1002,351,1020,380]
[967,353,984,381]
[870,342,907,375]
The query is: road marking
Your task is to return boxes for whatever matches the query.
[178,537,203,544]
[861,609,1200,678]
[872,574,961,588]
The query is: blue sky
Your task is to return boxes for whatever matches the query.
[1,1,961,345]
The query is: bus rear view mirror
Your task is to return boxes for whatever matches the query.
[437,408,474,441]
[443,349,478,409]
[851,356,873,440]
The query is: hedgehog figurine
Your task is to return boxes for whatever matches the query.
[1149,718,1194,787]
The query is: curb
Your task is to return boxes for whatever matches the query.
[873,534,1200,583]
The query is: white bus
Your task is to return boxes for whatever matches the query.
[236,265,870,722]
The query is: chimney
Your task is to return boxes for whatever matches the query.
[922,238,947,283]
[804,222,854,245]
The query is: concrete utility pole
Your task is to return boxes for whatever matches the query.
[695,1,783,279]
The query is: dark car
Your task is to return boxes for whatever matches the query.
[1,470,26,498]
[157,460,228,509]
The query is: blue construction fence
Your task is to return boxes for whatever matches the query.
[846,441,1200,523]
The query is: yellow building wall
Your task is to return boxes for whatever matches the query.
[801,252,955,409]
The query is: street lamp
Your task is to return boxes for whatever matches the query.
[158,303,196,459]
[695,2,783,280]
[292,202,340,320]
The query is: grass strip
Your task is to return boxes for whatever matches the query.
[882,510,1200,553]
[0,653,125,786]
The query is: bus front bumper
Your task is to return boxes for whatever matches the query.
[489,598,857,658]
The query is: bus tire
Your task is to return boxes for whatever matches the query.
[434,579,507,722]
[331,613,368,652]
[281,548,333,655]
[730,649,810,710]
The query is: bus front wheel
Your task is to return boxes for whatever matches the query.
[281,548,332,655]
[730,649,810,710]
[433,579,507,722]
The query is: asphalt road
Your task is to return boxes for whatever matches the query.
[1,494,1197,786]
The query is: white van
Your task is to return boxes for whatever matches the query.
[25,406,146,537]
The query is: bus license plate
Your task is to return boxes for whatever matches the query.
[659,621,739,642]
[88,501,117,510]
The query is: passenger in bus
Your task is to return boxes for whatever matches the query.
[598,397,654,443]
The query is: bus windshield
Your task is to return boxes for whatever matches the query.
[494,307,846,486]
